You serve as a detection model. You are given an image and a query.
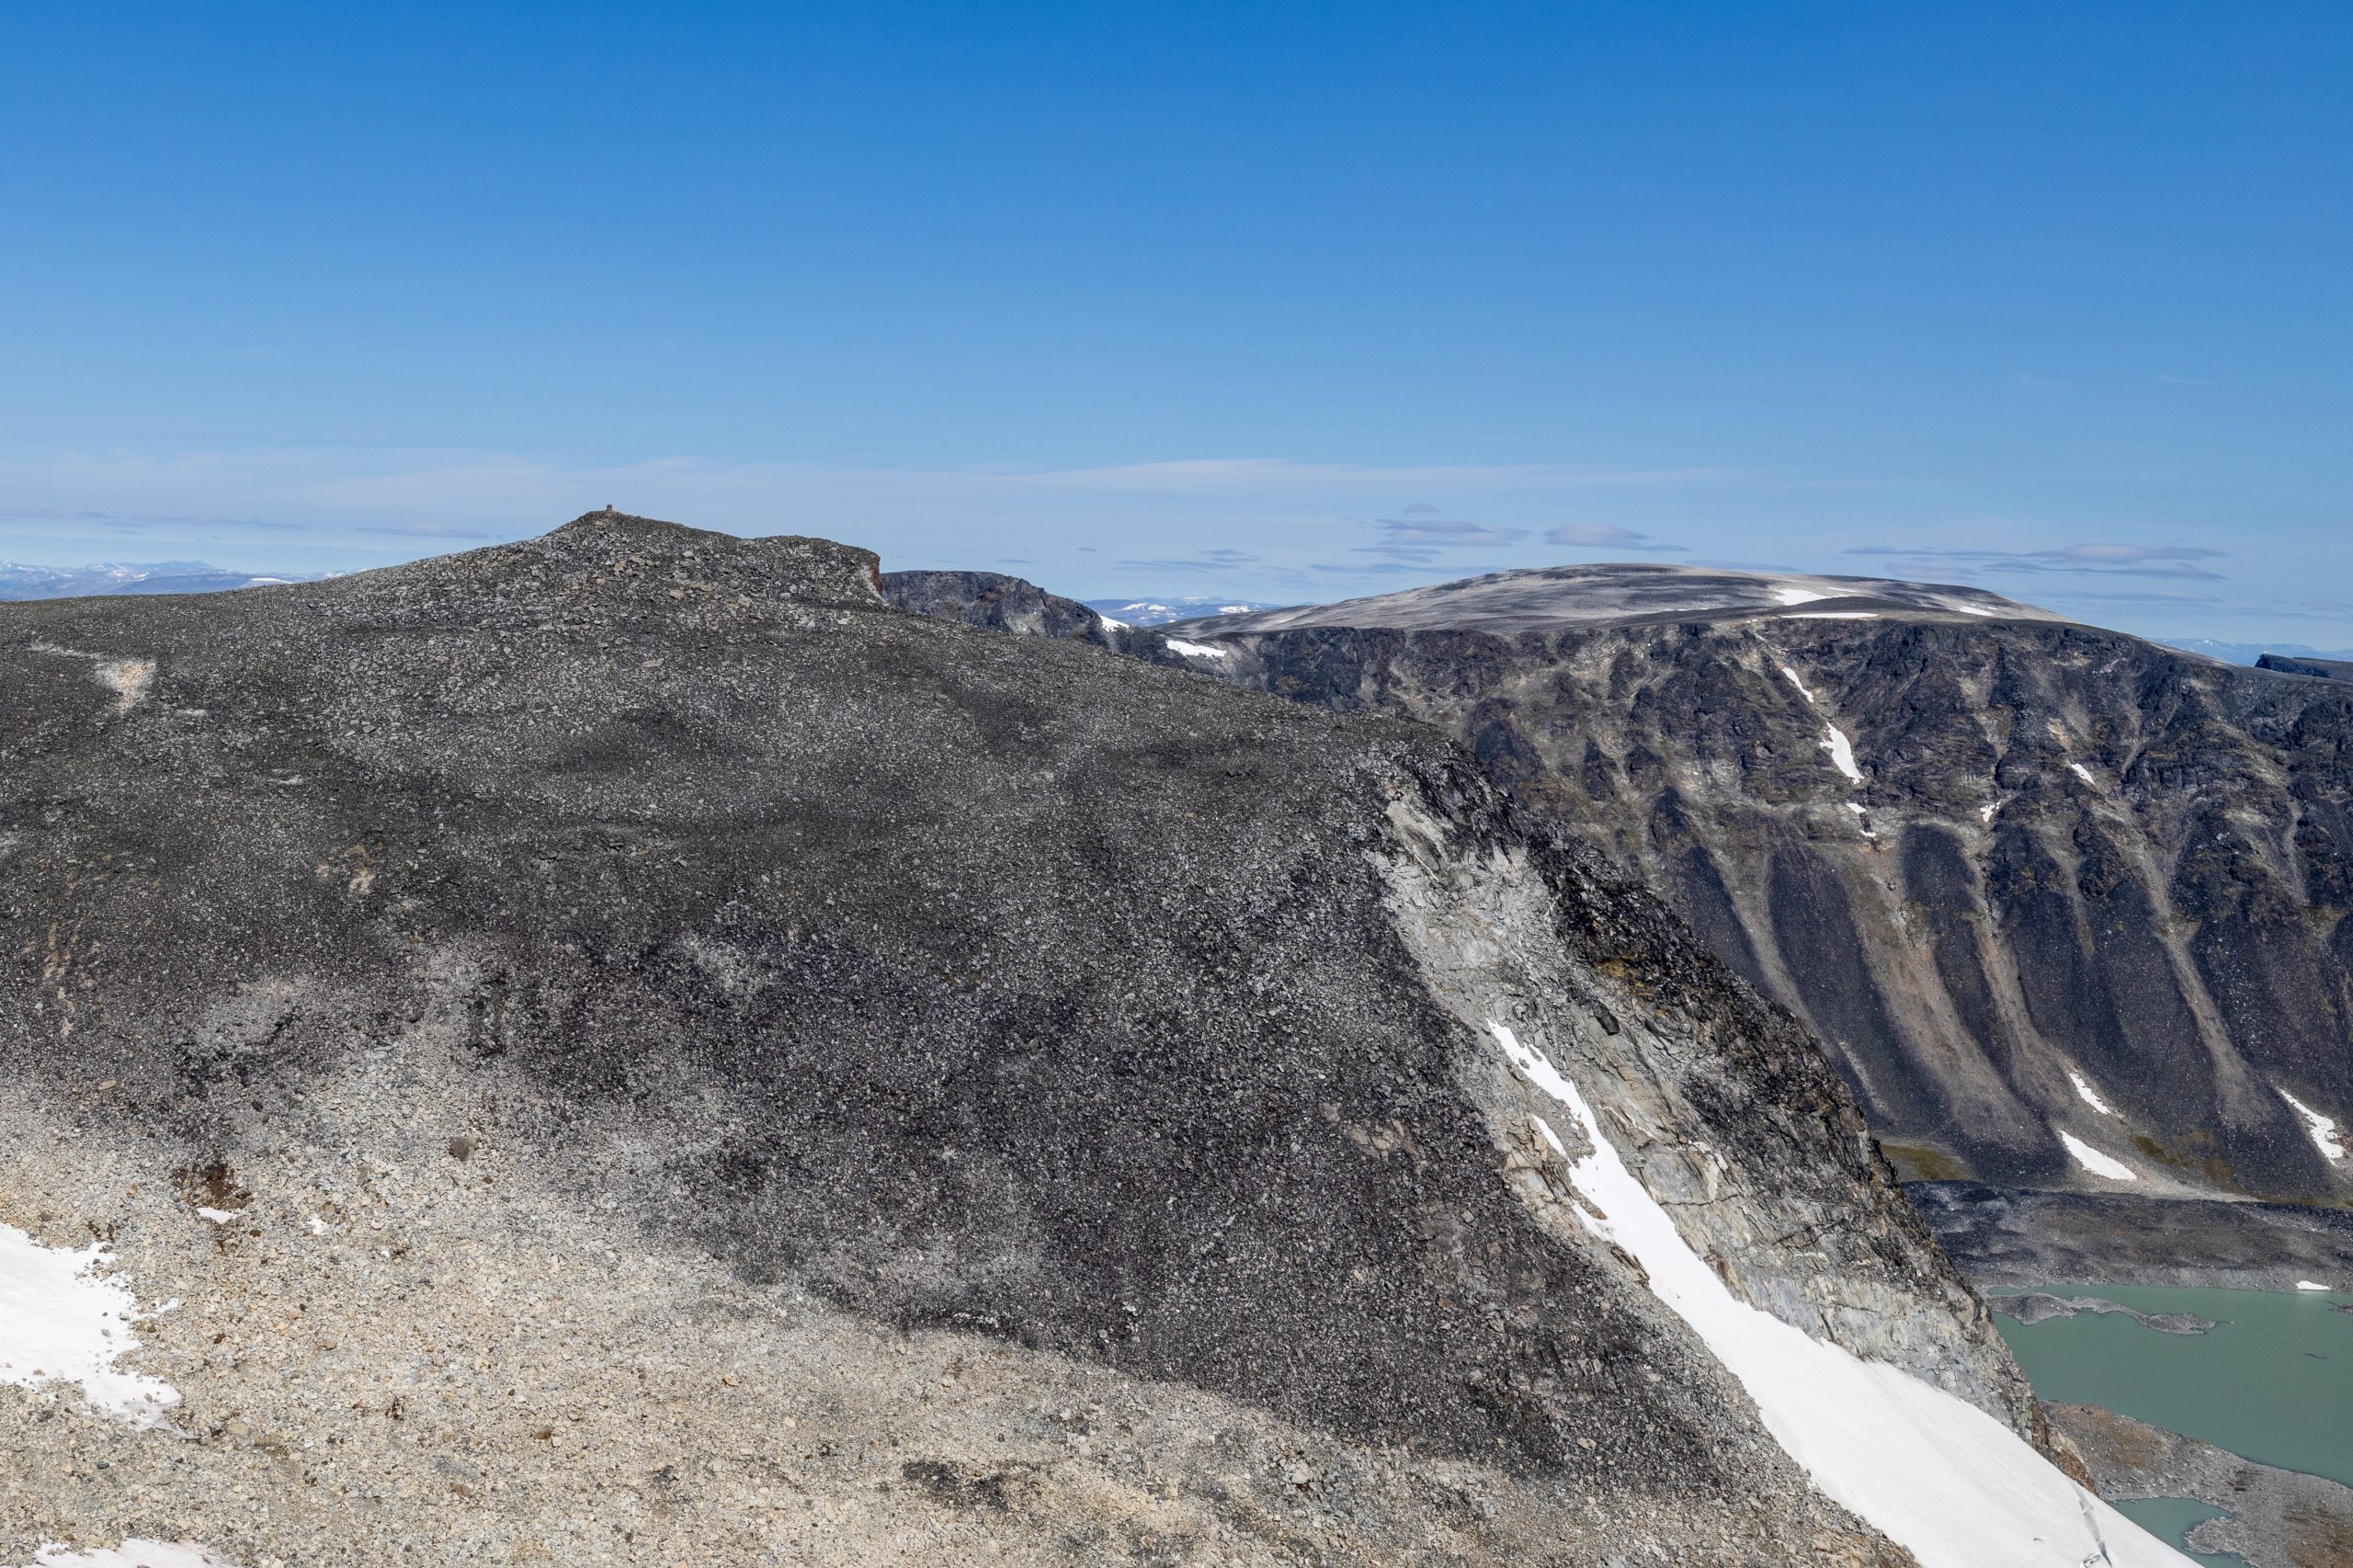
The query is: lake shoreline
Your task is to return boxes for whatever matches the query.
[1908,1182,2353,1292]
[2051,1401,2353,1568]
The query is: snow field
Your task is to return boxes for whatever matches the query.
[0,1223,181,1427]
[1484,1021,2190,1568]
[2058,1131,2137,1182]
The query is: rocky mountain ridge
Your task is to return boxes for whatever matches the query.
[1163,569,2353,1210]
[887,561,2353,1219]
[0,514,2184,1564]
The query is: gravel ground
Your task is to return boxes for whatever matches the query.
[0,1030,1897,1567]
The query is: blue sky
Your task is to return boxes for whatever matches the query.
[3,2,2347,643]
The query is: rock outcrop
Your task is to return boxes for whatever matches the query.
[1,515,2157,1563]
[2257,651,2353,682]
[2052,1402,2353,1568]
[1128,564,2353,1208]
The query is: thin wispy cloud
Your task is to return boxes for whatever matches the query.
[1312,560,1504,576]
[1117,548,1260,572]
[1545,522,1687,553]
[1017,459,1741,494]
[1844,542,2227,581]
[358,521,491,539]
[1,504,305,534]
[1343,508,1529,563]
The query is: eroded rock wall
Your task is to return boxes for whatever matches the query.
[1199,617,2353,1203]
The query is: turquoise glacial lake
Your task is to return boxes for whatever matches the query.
[1988,1282,2353,1493]
[2106,1496,2240,1567]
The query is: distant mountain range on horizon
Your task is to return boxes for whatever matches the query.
[0,559,330,599]
[1081,595,1285,626]
[4,557,2347,665]
[2154,635,2353,665]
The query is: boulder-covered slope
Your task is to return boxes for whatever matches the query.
[0,514,2177,1565]
[1146,566,2353,1209]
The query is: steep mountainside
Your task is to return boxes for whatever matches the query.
[0,515,2177,1565]
[1153,566,2353,1209]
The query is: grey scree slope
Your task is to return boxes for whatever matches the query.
[0,513,2042,1565]
[1139,564,2353,1213]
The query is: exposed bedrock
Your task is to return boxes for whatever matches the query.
[1099,581,2353,1210]
[0,514,2099,1562]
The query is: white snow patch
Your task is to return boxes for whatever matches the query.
[306,1215,330,1235]
[9,1541,243,1568]
[1483,1021,2188,1567]
[1786,611,1881,620]
[1772,585,1831,607]
[1844,802,1877,837]
[2067,1072,2115,1117]
[2277,1090,2347,1163]
[1778,663,1866,784]
[2068,761,2097,785]
[2060,1131,2138,1182]
[2295,1280,2331,1292]
[1821,723,1865,784]
[1949,603,1997,617]
[1094,613,1128,631]
[1979,802,1998,824]
[1529,1115,1567,1157]
[0,1223,180,1427]
[194,1209,238,1226]
[1163,639,1229,659]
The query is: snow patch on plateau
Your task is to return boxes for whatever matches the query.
[1772,585,1830,607]
[8,1542,243,1568]
[1163,639,1229,659]
[2067,1072,2115,1117]
[1483,1021,2188,1567]
[2277,1090,2347,1162]
[2059,1131,2137,1182]
[1786,611,1881,620]
[0,1224,180,1427]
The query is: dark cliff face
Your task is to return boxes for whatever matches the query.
[878,567,1191,668]
[1156,580,2353,1208]
[0,515,2041,1562]
[2258,652,2353,682]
